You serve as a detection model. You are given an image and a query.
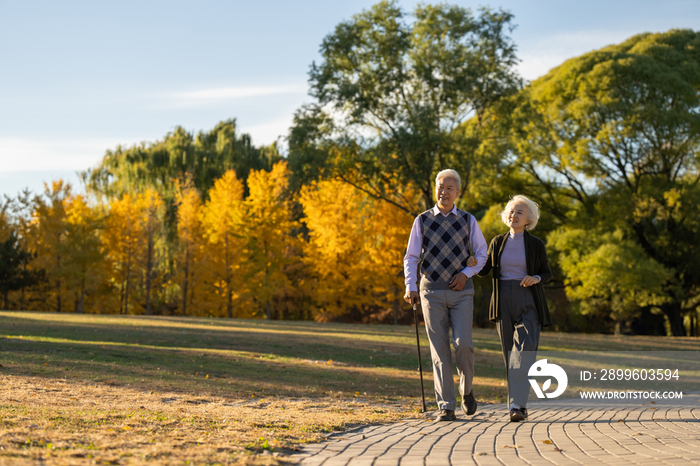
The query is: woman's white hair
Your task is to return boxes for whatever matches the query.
[435,169,461,189]
[501,195,540,231]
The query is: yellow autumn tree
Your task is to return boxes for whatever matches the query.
[175,183,206,316]
[300,179,421,322]
[244,162,298,319]
[299,179,377,320]
[63,194,104,313]
[102,193,142,314]
[32,180,72,312]
[136,189,165,315]
[201,170,246,318]
[365,185,421,323]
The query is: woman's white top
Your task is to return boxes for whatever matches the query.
[500,230,528,281]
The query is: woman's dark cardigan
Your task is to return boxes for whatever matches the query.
[477,230,553,327]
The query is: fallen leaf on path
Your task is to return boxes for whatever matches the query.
[541,440,552,444]
[502,445,521,448]
[553,448,564,452]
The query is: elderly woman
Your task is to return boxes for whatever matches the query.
[472,195,552,422]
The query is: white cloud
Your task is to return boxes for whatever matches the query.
[0,137,137,173]
[165,84,308,108]
[517,29,637,81]
[240,119,295,147]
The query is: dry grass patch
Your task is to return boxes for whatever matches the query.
[0,374,413,465]
[1,311,697,465]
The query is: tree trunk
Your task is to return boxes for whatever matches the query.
[20,258,26,310]
[661,302,686,336]
[393,298,399,325]
[56,242,62,313]
[225,235,232,318]
[79,277,85,314]
[145,235,153,315]
[265,262,271,320]
[3,291,8,310]
[182,245,189,316]
[124,250,132,315]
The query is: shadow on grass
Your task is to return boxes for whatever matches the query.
[0,312,507,402]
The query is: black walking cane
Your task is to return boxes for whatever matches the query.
[413,301,427,413]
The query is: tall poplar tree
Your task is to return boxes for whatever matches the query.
[202,170,245,318]
[103,194,142,314]
[175,183,205,316]
[63,195,104,313]
[244,162,297,319]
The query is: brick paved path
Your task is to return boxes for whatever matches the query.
[295,394,700,465]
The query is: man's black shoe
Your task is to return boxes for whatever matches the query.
[436,409,456,421]
[521,408,528,419]
[462,390,477,416]
[510,408,525,422]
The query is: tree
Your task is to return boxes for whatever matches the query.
[299,179,417,321]
[137,189,165,315]
[7,190,42,310]
[201,170,246,318]
[548,228,674,334]
[32,181,72,312]
[175,183,205,316]
[82,120,282,203]
[103,194,142,314]
[299,179,375,320]
[63,195,104,313]
[291,0,521,213]
[504,29,700,335]
[0,233,42,310]
[243,162,297,319]
[363,184,420,324]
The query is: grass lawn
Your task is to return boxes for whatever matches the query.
[1,311,698,465]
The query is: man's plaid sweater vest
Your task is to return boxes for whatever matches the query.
[419,208,473,291]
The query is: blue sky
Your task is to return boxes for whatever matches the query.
[1,0,698,199]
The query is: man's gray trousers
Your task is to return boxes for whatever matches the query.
[419,285,475,411]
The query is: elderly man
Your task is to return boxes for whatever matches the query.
[403,169,487,421]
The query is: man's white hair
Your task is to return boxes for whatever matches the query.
[501,195,541,231]
[435,169,461,190]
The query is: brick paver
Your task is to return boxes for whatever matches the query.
[294,394,700,465]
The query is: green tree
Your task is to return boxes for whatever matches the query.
[503,29,700,335]
[0,232,43,310]
[83,120,282,203]
[290,0,521,212]
[549,228,674,334]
